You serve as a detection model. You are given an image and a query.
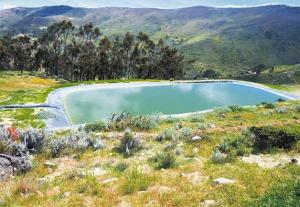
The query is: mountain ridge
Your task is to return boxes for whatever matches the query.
[1,4,300,75]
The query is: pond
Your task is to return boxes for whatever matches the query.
[64,82,290,124]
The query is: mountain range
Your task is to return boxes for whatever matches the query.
[1,5,300,75]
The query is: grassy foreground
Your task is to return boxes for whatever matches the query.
[0,73,299,207]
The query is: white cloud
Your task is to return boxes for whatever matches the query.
[0,2,16,10]
[217,3,282,8]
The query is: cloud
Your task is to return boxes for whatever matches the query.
[216,3,282,8]
[0,2,16,10]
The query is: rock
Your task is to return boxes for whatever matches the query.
[46,186,61,196]
[192,136,202,141]
[63,191,71,198]
[181,172,209,185]
[241,154,300,169]
[208,123,216,129]
[138,164,152,174]
[102,178,118,184]
[175,146,184,155]
[148,186,175,193]
[213,178,235,185]
[44,161,56,168]
[89,167,107,176]
[200,200,217,207]
[192,148,199,155]
[117,201,132,207]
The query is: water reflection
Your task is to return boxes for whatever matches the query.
[65,83,285,124]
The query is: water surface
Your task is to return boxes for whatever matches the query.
[65,82,287,124]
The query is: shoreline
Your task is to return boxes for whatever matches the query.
[43,80,299,129]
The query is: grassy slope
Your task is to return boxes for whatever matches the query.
[0,100,299,206]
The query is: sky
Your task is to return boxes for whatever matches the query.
[0,0,300,10]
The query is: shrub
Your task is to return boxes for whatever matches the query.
[260,102,275,109]
[179,127,193,141]
[117,130,142,157]
[84,121,106,132]
[276,106,289,114]
[108,113,159,131]
[115,162,129,172]
[156,128,176,142]
[249,126,300,150]
[295,105,300,113]
[211,149,229,164]
[122,168,150,194]
[149,151,177,169]
[248,180,300,207]
[47,130,104,157]
[197,123,208,130]
[213,136,252,163]
[228,105,243,112]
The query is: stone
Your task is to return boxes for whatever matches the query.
[46,186,61,196]
[192,136,202,141]
[102,178,118,184]
[175,146,184,155]
[117,201,132,207]
[192,148,199,155]
[241,154,300,169]
[89,167,107,176]
[148,186,175,193]
[208,123,216,129]
[44,161,56,168]
[200,200,217,207]
[181,172,209,185]
[213,178,235,185]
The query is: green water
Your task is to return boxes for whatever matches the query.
[65,82,287,124]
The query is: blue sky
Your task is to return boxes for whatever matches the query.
[0,0,299,9]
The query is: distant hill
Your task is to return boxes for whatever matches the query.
[1,5,300,76]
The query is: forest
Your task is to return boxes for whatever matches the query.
[0,20,184,81]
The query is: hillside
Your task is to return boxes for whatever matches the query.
[1,5,300,75]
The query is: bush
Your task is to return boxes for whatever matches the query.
[249,180,300,207]
[179,127,193,141]
[275,106,289,114]
[229,105,243,112]
[249,126,300,150]
[122,168,150,194]
[197,123,208,130]
[260,102,275,109]
[115,162,129,172]
[156,128,176,142]
[213,136,252,163]
[117,130,142,157]
[108,113,159,131]
[47,130,104,157]
[149,151,177,169]
[84,121,106,132]
[211,149,229,164]
[295,105,300,113]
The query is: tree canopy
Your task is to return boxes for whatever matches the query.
[0,20,184,81]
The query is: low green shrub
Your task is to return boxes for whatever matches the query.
[295,105,300,113]
[248,179,300,207]
[260,102,275,109]
[249,126,300,150]
[108,113,159,131]
[156,128,176,142]
[116,130,142,157]
[121,168,150,194]
[179,127,193,141]
[275,106,289,114]
[211,149,229,164]
[84,121,106,132]
[149,151,177,169]
[115,162,129,172]
[197,123,208,130]
[229,105,243,112]
[213,136,252,163]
